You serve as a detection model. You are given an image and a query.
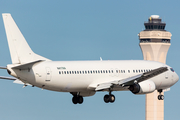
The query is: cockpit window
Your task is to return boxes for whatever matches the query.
[170,68,174,72]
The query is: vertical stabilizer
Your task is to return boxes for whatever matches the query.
[2,13,50,64]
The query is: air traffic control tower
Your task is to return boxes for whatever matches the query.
[138,15,172,120]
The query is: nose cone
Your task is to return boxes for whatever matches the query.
[174,72,179,85]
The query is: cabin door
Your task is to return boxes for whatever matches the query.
[46,67,52,82]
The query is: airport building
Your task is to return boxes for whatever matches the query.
[138,15,172,120]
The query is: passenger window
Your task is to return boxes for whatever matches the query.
[128,70,130,73]
[64,71,66,74]
[79,71,81,74]
[59,71,61,74]
[72,71,74,74]
[77,71,79,74]
[116,70,118,73]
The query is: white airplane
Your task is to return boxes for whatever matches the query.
[0,13,179,104]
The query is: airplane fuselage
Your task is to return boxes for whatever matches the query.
[8,60,178,96]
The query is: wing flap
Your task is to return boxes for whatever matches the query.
[95,83,112,91]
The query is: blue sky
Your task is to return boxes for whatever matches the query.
[0,0,179,120]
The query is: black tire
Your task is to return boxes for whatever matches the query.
[72,96,78,104]
[78,96,84,104]
[158,95,161,100]
[160,95,164,100]
[104,94,110,103]
[109,94,115,103]
[158,95,164,100]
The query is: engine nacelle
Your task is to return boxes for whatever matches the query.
[129,80,156,94]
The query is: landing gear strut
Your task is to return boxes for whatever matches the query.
[71,92,84,104]
[104,91,115,103]
[157,89,164,100]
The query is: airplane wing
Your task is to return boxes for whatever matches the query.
[95,67,168,91]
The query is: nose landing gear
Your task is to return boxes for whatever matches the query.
[157,89,164,100]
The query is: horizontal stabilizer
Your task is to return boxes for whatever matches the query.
[0,76,16,80]
[12,60,44,70]
[0,66,7,69]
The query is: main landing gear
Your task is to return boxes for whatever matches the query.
[157,89,164,100]
[71,92,84,104]
[72,95,83,104]
[104,91,115,103]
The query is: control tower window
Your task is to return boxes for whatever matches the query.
[162,39,170,43]
[140,39,151,43]
[151,25,153,29]
[154,25,157,29]
[145,25,148,29]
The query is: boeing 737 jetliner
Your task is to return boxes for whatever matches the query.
[0,13,179,104]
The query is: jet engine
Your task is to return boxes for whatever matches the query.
[129,80,156,94]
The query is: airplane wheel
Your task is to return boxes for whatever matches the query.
[160,95,164,100]
[104,94,110,103]
[72,96,84,104]
[72,96,78,104]
[158,95,164,100]
[109,95,115,103]
[78,96,83,104]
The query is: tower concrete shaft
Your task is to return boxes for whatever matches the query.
[139,15,172,120]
